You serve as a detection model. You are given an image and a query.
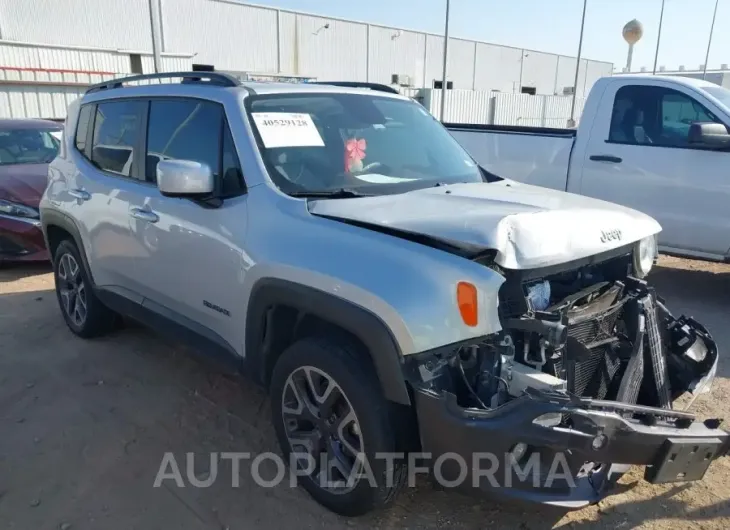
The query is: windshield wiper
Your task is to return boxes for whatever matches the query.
[288,188,370,199]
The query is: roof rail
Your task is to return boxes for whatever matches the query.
[309,81,400,95]
[85,71,242,94]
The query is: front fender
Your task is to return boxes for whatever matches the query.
[243,276,412,405]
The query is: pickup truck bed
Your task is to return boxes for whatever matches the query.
[446,123,575,192]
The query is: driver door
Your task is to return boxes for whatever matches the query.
[578,82,730,257]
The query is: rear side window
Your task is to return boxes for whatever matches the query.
[91,100,144,177]
[75,104,93,154]
[145,98,245,196]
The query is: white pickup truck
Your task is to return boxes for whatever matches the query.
[448,75,730,262]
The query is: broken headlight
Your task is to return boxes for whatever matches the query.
[633,235,657,278]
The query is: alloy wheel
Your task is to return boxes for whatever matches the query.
[57,253,87,328]
[281,365,365,493]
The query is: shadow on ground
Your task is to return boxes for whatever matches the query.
[1,263,729,529]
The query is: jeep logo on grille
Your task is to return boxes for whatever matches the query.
[600,229,623,243]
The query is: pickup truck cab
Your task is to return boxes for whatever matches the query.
[41,72,727,517]
[449,75,730,261]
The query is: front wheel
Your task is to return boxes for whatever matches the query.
[270,337,407,516]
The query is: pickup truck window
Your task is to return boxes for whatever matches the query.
[609,85,722,149]
[246,93,485,196]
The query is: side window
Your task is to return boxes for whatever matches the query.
[91,100,144,177]
[145,99,221,183]
[660,91,718,145]
[146,98,245,196]
[74,104,93,154]
[609,85,661,146]
[609,85,721,148]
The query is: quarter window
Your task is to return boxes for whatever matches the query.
[91,100,144,177]
[74,104,93,154]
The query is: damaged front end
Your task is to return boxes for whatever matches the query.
[406,250,728,506]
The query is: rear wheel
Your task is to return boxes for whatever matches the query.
[270,337,407,516]
[53,239,118,338]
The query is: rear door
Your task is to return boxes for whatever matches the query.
[577,80,730,257]
[69,99,150,295]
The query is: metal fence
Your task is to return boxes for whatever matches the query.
[409,88,586,127]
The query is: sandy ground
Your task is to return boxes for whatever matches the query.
[0,255,729,529]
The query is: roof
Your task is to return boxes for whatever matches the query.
[612,74,721,90]
[0,118,63,130]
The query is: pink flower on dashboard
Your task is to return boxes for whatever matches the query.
[345,138,367,172]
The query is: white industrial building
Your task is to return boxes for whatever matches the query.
[0,0,614,123]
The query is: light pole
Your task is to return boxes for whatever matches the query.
[569,0,587,127]
[148,0,162,73]
[652,0,665,74]
[703,0,720,80]
[439,0,450,121]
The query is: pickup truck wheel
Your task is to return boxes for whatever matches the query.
[53,239,118,338]
[270,337,407,516]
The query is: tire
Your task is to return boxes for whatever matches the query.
[270,337,407,516]
[52,239,118,338]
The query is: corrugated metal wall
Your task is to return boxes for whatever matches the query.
[0,0,611,121]
[474,43,522,92]
[161,0,278,72]
[0,0,613,95]
[368,25,426,86]
[0,0,152,50]
[0,69,116,119]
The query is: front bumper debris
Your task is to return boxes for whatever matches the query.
[414,386,729,507]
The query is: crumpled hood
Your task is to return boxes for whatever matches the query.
[309,181,662,270]
[0,163,48,208]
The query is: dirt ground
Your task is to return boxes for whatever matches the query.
[1,255,729,529]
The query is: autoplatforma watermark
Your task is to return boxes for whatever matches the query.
[153,451,577,490]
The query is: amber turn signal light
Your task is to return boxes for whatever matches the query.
[456,281,478,327]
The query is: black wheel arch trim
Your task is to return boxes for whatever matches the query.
[42,209,95,282]
[245,278,411,405]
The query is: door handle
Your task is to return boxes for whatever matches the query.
[68,189,91,201]
[130,208,159,223]
[589,155,623,163]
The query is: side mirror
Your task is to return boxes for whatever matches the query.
[157,159,214,197]
[688,122,730,149]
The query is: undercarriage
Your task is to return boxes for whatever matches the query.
[407,250,728,505]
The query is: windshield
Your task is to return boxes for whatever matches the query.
[0,128,60,165]
[703,85,730,111]
[246,93,490,195]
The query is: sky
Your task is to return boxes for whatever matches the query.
[247,0,726,71]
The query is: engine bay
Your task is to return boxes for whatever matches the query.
[412,251,718,416]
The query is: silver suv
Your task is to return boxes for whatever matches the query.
[41,72,727,516]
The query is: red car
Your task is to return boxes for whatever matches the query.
[0,119,62,263]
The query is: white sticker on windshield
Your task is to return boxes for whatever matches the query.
[251,113,324,148]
